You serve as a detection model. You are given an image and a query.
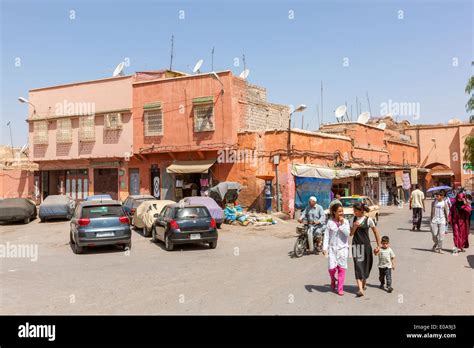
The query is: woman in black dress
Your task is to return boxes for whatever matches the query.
[350,202,381,297]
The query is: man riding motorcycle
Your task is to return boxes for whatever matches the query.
[298,196,326,252]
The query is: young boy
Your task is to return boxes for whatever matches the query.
[378,236,395,293]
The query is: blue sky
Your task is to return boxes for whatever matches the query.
[1,0,472,146]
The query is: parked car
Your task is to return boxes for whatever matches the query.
[0,198,37,224]
[39,195,75,222]
[133,199,175,237]
[324,195,380,224]
[84,194,113,202]
[123,195,155,222]
[69,200,131,254]
[179,196,224,228]
[152,203,218,251]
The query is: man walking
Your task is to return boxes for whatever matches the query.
[410,184,425,231]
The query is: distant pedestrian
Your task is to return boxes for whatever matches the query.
[410,184,425,231]
[322,203,350,296]
[378,236,395,293]
[329,193,342,209]
[430,192,449,254]
[350,202,382,297]
[449,192,471,254]
[439,189,452,210]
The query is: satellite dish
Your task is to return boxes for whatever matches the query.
[193,59,204,74]
[335,105,347,120]
[20,143,28,154]
[239,69,250,79]
[112,62,125,77]
[377,122,387,130]
[357,112,370,124]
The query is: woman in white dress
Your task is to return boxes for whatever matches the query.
[323,203,350,296]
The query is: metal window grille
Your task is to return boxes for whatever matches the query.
[33,121,48,144]
[56,118,72,143]
[194,103,215,132]
[104,113,122,130]
[144,109,163,136]
[79,116,95,142]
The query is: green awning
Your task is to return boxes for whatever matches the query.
[144,101,162,110]
[192,96,214,105]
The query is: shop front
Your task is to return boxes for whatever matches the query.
[166,159,215,201]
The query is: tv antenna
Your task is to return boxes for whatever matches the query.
[211,47,215,71]
[169,34,174,70]
[335,105,347,122]
[357,111,371,124]
[242,54,246,71]
[366,91,372,116]
[193,59,203,74]
[112,62,125,77]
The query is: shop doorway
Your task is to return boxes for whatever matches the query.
[150,166,160,198]
[94,168,118,200]
[129,168,140,195]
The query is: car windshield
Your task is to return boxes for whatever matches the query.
[82,205,123,218]
[175,207,210,219]
[340,198,364,207]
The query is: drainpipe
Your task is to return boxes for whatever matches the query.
[274,155,281,212]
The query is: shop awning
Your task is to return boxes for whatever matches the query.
[291,164,360,179]
[431,170,454,177]
[166,159,215,174]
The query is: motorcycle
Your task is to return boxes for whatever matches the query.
[293,221,326,258]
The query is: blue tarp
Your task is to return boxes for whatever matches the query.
[295,176,332,210]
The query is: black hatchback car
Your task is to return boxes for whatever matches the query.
[151,204,218,251]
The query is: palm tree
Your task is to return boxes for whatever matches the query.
[464,62,474,166]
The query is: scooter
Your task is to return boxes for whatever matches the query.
[293,221,326,258]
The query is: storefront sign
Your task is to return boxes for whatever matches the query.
[367,172,379,178]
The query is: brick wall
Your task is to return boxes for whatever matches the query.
[238,83,290,131]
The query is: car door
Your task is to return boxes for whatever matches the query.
[155,206,170,241]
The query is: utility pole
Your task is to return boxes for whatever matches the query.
[211,46,215,71]
[7,121,14,159]
[320,81,324,125]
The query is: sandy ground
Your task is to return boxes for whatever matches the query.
[0,204,472,315]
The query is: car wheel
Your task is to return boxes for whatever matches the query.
[72,238,83,254]
[123,242,131,251]
[165,234,174,251]
[40,218,45,223]
[142,226,150,237]
[216,223,222,229]
[23,217,30,224]
[151,226,158,242]
[209,241,217,249]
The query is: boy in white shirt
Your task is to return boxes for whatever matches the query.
[378,236,395,293]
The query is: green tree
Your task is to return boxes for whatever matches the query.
[466,61,474,116]
[463,62,474,168]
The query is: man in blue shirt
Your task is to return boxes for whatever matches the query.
[298,196,326,252]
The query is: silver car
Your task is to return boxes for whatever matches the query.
[69,201,131,254]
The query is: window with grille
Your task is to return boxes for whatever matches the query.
[79,116,95,142]
[104,113,122,130]
[194,103,215,132]
[144,109,163,136]
[56,118,72,143]
[33,121,48,144]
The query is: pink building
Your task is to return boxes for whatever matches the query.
[27,71,185,201]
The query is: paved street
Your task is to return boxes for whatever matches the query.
[0,203,472,315]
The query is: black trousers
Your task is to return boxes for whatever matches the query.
[379,267,392,287]
[412,207,423,229]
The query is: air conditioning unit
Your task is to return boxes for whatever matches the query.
[104,113,123,130]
